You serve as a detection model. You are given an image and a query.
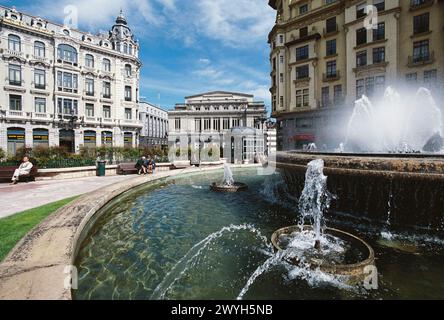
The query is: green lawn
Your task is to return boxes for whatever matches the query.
[0,196,78,262]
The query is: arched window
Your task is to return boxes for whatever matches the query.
[124,132,133,148]
[33,128,49,148]
[34,41,45,58]
[102,58,111,72]
[8,34,21,52]
[85,54,94,68]
[125,64,132,77]
[123,43,128,54]
[57,44,78,63]
[129,44,133,55]
[84,130,97,149]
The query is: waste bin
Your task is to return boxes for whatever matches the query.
[97,160,106,177]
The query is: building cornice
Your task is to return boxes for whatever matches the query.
[268,0,345,42]
[185,91,254,99]
[344,7,402,28]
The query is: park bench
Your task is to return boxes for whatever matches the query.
[0,165,38,183]
[117,163,139,175]
[117,163,157,175]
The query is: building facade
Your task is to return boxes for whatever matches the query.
[0,6,142,155]
[268,0,444,151]
[168,91,267,164]
[139,102,168,148]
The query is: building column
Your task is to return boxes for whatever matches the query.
[114,127,123,147]
[25,124,33,149]
[96,129,102,147]
[74,129,82,153]
[0,124,7,153]
[51,127,59,147]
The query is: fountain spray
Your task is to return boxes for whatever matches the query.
[298,159,333,250]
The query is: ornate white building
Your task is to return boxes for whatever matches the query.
[0,6,142,155]
[139,101,168,148]
[168,91,267,164]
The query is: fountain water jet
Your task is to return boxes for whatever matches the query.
[298,159,333,249]
[151,224,272,300]
[210,164,248,192]
[344,87,443,153]
[270,160,375,283]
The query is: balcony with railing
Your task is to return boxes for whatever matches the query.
[30,55,50,66]
[5,110,27,119]
[31,112,52,121]
[122,118,143,128]
[323,70,341,82]
[2,49,25,59]
[408,51,435,67]
[410,0,434,11]
[102,118,115,124]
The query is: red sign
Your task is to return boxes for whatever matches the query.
[290,134,316,142]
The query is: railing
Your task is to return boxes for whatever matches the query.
[102,118,115,124]
[295,75,310,81]
[34,84,46,90]
[323,71,340,81]
[4,49,24,58]
[39,159,97,169]
[85,117,98,123]
[410,0,434,9]
[32,112,50,120]
[408,51,435,66]
[32,55,48,63]
[6,110,25,118]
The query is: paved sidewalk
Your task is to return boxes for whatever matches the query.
[0,175,135,219]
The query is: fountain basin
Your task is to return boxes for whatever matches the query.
[271,225,375,284]
[274,152,444,231]
[210,182,249,193]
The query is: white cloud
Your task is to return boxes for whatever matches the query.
[199,58,211,65]
[193,0,275,47]
[19,0,273,106]
[156,0,176,11]
[27,0,171,32]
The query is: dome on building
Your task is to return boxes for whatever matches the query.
[115,10,127,25]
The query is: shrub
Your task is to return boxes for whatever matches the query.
[0,148,5,161]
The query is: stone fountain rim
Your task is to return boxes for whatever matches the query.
[283,151,444,160]
[0,164,261,300]
[271,225,375,273]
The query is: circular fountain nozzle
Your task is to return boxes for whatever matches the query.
[210,182,248,193]
[271,225,375,285]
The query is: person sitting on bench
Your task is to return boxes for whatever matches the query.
[11,156,33,185]
[143,156,152,174]
[149,157,156,173]
[135,156,147,175]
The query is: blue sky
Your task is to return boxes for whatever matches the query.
[4,0,275,111]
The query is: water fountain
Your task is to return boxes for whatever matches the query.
[210,163,248,192]
[270,160,375,284]
[344,87,443,153]
[274,87,444,231]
